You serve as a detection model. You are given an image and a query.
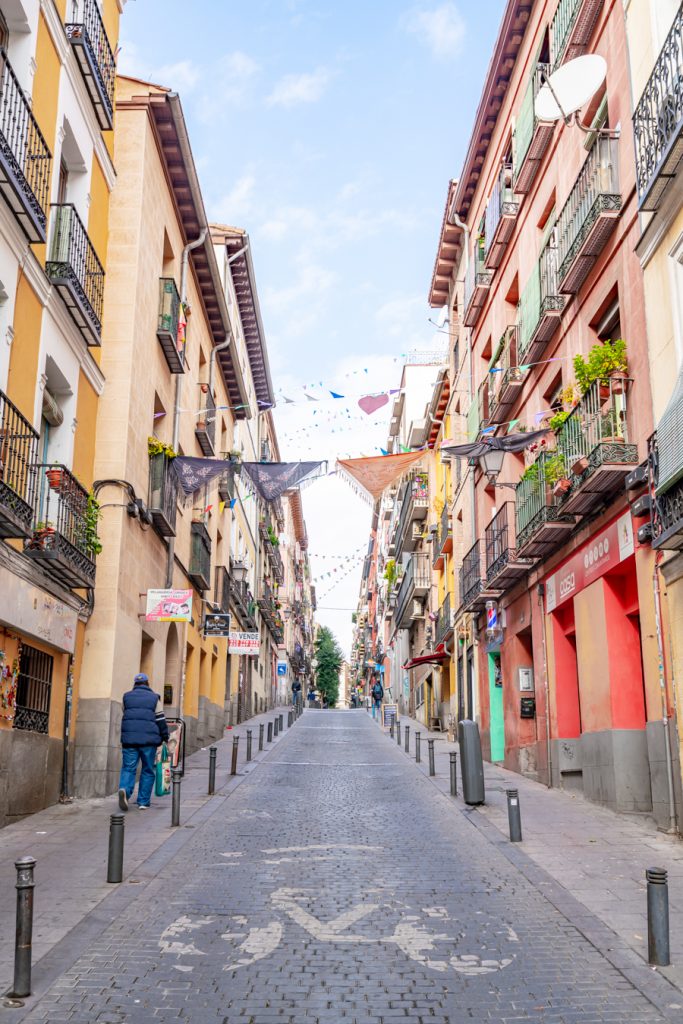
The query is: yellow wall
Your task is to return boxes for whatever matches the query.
[87,156,110,266]
[574,582,611,733]
[7,276,42,421]
[31,12,60,264]
[72,371,99,487]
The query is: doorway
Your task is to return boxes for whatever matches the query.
[488,651,504,762]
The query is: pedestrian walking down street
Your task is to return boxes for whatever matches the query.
[307,685,316,708]
[118,673,169,811]
[292,677,302,710]
[371,676,384,719]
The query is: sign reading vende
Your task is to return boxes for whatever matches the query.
[545,512,635,613]
[229,631,260,656]
[146,589,193,622]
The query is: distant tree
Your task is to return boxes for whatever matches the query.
[315,626,343,707]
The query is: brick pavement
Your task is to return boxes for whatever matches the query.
[1,709,681,1023]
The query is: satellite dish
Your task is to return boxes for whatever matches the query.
[436,305,448,329]
[535,54,607,122]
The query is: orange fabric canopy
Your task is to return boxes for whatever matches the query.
[336,451,426,502]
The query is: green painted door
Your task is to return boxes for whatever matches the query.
[488,653,505,762]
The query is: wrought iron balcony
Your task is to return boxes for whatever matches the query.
[551,0,604,68]
[633,7,683,211]
[65,0,116,130]
[433,504,453,569]
[46,204,104,345]
[218,458,238,503]
[556,377,637,515]
[24,464,97,589]
[0,49,51,243]
[485,162,519,270]
[488,326,525,425]
[394,552,431,630]
[463,245,492,328]
[148,452,178,537]
[435,591,454,646]
[557,137,621,294]
[458,540,501,612]
[215,565,231,613]
[650,375,683,550]
[515,450,576,559]
[195,387,216,456]
[189,520,211,592]
[518,243,564,365]
[484,501,534,591]
[0,389,38,538]
[513,63,554,193]
[394,470,429,555]
[157,278,184,373]
[229,563,257,630]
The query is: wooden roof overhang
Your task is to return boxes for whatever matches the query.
[429,180,462,308]
[428,371,451,447]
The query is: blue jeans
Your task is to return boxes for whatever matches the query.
[372,698,381,718]
[119,745,157,806]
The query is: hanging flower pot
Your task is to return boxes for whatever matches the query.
[200,384,209,394]
[553,478,572,498]
[45,467,64,491]
[599,381,611,401]
[608,368,628,395]
[572,456,589,476]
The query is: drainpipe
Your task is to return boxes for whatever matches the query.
[653,553,678,834]
[538,583,552,789]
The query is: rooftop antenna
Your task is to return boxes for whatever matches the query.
[535,55,618,136]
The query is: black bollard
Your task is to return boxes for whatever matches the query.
[171,768,182,827]
[259,722,264,751]
[274,716,279,737]
[396,721,401,746]
[415,732,421,763]
[246,730,252,762]
[231,736,239,776]
[279,713,284,732]
[428,738,435,777]
[405,724,410,753]
[288,710,292,728]
[647,867,670,966]
[267,720,273,743]
[449,751,458,797]
[107,814,125,882]
[208,746,217,795]
[390,720,394,739]
[506,789,522,842]
[12,857,36,999]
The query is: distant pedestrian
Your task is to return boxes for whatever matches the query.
[307,685,316,708]
[292,677,302,709]
[371,677,384,719]
[118,673,169,811]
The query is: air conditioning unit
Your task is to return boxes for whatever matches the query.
[410,598,424,620]
[411,521,423,541]
[625,465,648,491]
[440,451,451,465]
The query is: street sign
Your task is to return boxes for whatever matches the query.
[146,589,192,622]
[229,631,260,656]
[277,660,288,676]
[203,612,231,638]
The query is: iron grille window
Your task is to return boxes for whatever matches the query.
[14,644,53,734]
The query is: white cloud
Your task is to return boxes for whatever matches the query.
[375,296,425,337]
[215,174,257,224]
[265,261,337,314]
[402,2,466,59]
[266,68,332,108]
[149,59,200,92]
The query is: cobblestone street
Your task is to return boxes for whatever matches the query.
[2,711,682,1023]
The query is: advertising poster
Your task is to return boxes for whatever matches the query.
[146,589,193,622]
[203,612,231,638]
[165,718,185,774]
[229,632,260,656]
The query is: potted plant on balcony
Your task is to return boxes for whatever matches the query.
[83,492,103,557]
[147,437,176,459]
[45,464,64,492]
[30,521,55,549]
[545,452,571,497]
[574,339,628,397]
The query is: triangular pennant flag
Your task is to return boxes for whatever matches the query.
[304,392,319,401]
[330,391,344,399]
[219,501,225,514]
[283,396,295,404]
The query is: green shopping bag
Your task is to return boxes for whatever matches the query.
[155,743,171,796]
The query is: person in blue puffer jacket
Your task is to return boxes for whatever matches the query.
[118,673,169,811]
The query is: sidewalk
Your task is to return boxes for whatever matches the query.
[380,711,683,995]
[0,706,296,995]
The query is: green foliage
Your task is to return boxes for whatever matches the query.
[573,339,627,395]
[549,409,571,433]
[544,453,568,487]
[148,436,176,459]
[81,492,102,557]
[383,558,397,585]
[315,626,343,707]
[520,462,539,483]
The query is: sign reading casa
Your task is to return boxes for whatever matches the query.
[545,512,635,613]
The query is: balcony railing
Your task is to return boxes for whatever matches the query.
[488,326,524,425]
[518,243,564,364]
[394,552,431,630]
[485,162,519,269]
[24,464,97,589]
[551,0,604,68]
[229,565,257,630]
[515,450,576,559]
[650,426,683,551]
[394,470,429,555]
[195,387,216,456]
[433,503,453,569]
[556,137,621,294]
[148,452,179,537]
[633,6,683,211]
[0,49,51,243]
[0,389,38,538]
[65,0,116,130]
[513,63,554,193]
[189,520,211,591]
[215,565,231,613]
[157,278,184,373]
[463,244,492,328]
[556,377,637,515]
[46,204,105,345]
[435,591,453,646]
[459,540,487,611]
[484,501,533,591]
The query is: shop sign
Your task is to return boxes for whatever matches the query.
[146,589,193,622]
[203,612,231,637]
[545,512,635,613]
[229,631,260,656]
[0,566,77,652]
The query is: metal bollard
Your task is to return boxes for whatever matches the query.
[107,814,125,883]
[288,710,293,728]
[274,716,279,737]
[449,751,458,797]
[647,867,670,966]
[171,768,182,827]
[231,736,239,776]
[246,730,252,762]
[259,722,264,751]
[506,789,522,842]
[428,738,435,777]
[12,857,36,999]
[208,745,217,794]
[405,724,410,753]
[267,720,273,743]
[415,732,421,763]
[396,720,401,746]
[390,720,394,739]
[279,713,284,731]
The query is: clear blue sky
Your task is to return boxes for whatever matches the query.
[120,0,505,655]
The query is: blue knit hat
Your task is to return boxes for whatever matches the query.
[134,673,149,685]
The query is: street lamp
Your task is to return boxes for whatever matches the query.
[232,560,248,583]
[480,448,506,486]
